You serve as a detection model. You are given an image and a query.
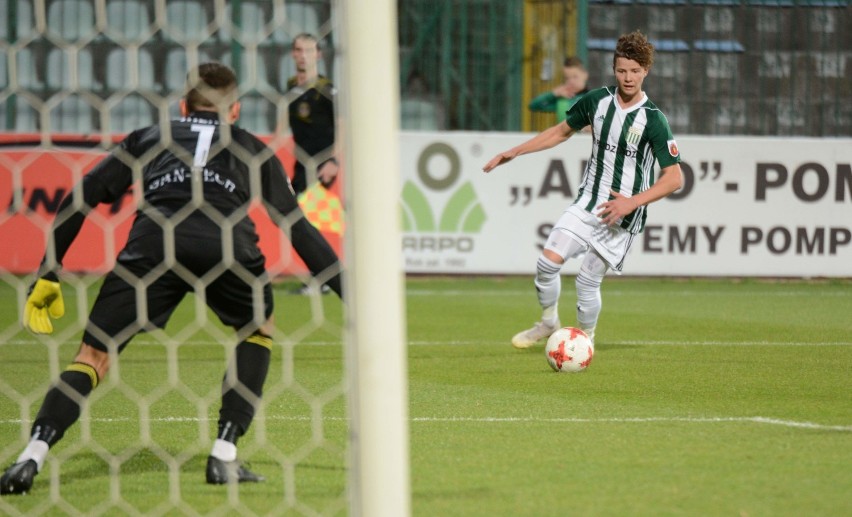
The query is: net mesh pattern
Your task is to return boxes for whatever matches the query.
[1,1,345,514]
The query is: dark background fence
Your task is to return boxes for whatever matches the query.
[2,0,849,136]
[400,0,851,136]
[583,0,851,136]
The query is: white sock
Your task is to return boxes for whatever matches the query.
[210,439,237,462]
[535,255,563,324]
[16,439,49,472]
[575,254,606,338]
[583,327,596,347]
[542,305,559,327]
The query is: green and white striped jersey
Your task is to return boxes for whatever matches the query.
[565,86,681,234]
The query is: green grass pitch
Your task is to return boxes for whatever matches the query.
[0,276,850,516]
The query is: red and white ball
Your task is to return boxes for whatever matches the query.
[545,327,594,373]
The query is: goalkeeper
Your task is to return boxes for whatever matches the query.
[1,62,342,495]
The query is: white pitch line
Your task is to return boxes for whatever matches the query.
[407,289,852,297]
[1,414,848,432]
[594,340,852,346]
[3,338,851,347]
[407,416,852,432]
[406,339,852,346]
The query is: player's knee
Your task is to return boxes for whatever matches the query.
[541,248,564,265]
[244,331,273,350]
[536,254,562,280]
[74,343,110,380]
[576,254,607,290]
[258,317,275,338]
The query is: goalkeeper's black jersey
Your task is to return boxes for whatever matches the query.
[50,111,299,266]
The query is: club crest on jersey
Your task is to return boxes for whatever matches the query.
[626,126,643,146]
[668,139,679,157]
[298,101,311,119]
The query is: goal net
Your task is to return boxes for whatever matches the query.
[0,1,407,515]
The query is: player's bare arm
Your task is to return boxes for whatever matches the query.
[597,164,684,225]
[482,121,575,173]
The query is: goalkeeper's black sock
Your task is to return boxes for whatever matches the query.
[217,334,272,441]
[211,336,271,462]
[31,362,99,446]
[18,363,99,469]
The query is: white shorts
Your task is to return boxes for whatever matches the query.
[543,204,636,272]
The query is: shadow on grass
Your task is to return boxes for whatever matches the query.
[60,449,170,482]
[413,485,494,502]
[593,343,643,353]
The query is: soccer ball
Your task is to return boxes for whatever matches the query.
[545,327,594,373]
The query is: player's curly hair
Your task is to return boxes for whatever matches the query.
[613,30,655,69]
[184,62,238,112]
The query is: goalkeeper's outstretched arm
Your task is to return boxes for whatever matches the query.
[288,216,343,297]
[25,174,111,333]
[26,153,129,334]
[40,174,112,275]
[259,150,344,298]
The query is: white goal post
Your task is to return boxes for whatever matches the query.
[0,0,411,514]
[337,0,411,516]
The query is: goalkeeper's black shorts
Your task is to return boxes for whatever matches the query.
[82,233,273,352]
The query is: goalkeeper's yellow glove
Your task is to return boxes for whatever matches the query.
[24,277,65,335]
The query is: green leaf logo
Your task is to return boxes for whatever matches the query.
[401,180,486,233]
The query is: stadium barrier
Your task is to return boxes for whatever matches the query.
[3,131,849,278]
[0,133,344,276]
[400,131,852,277]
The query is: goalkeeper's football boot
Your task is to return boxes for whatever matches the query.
[0,460,38,495]
[511,320,560,349]
[205,456,265,484]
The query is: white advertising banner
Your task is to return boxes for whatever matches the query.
[399,132,852,277]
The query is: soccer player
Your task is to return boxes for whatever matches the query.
[483,31,684,348]
[286,33,338,196]
[1,62,342,495]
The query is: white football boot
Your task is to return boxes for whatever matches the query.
[511,320,560,349]
[583,327,596,351]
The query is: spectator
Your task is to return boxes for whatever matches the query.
[528,56,590,123]
[285,33,338,195]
